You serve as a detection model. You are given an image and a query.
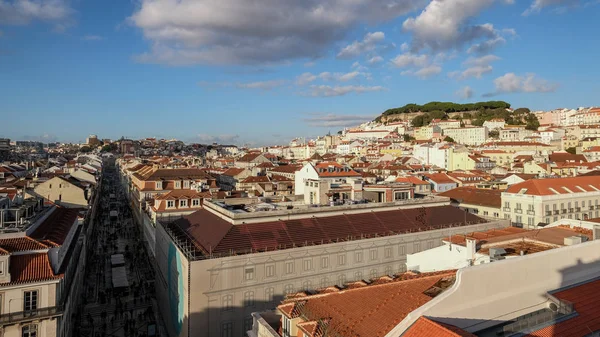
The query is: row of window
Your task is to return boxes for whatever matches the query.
[155,180,192,189]
[243,244,428,281]
[165,199,201,208]
[505,200,600,212]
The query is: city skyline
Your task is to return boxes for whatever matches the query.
[1,0,600,145]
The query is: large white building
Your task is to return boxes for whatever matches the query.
[442,127,488,145]
[501,176,600,229]
[294,162,361,196]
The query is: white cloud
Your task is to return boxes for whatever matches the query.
[303,113,375,127]
[196,134,240,144]
[296,72,318,85]
[367,55,384,65]
[0,0,74,29]
[402,0,513,53]
[390,52,429,68]
[235,80,287,90]
[337,31,386,59]
[485,73,558,96]
[450,54,500,80]
[351,61,369,71]
[296,71,370,85]
[456,85,474,99]
[402,65,442,79]
[305,85,386,97]
[198,79,287,90]
[523,0,579,15]
[82,35,104,41]
[129,0,426,65]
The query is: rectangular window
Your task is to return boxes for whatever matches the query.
[183,181,190,188]
[156,182,161,189]
[285,261,294,274]
[370,249,378,261]
[24,291,37,311]
[179,199,188,208]
[413,242,421,253]
[303,259,312,271]
[221,322,233,337]
[355,251,363,263]
[0,261,4,275]
[244,267,254,281]
[321,257,329,269]
[221,295,233,311]
[244,291,255,307]
[192,199,200,206]
[167,200,175,208]
[22,324,38,337]
[398,245,406,256]
[265,287,274,302]
[384,247,392,259]
[175,181,181,188]
[265,264,275,278]
[337,254,346,266]
[244,317,253,334]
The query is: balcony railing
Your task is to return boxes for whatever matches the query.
[515,209,522,214]
[503,207,511,212]
[0,306,63,326]
[575,207,581,212]
[590,206,595,210]
[527,210,535,215]
[554,210,560,215]
[545,211,552,216]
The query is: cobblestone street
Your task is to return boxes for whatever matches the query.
[75,161,165,337]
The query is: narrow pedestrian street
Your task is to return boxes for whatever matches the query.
[74,160,164,337]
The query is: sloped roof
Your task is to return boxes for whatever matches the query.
[172,206,487,256]
[280,271,457,337]
[505,176,600,196]
[403,317,476,337]
[439,187,501,208]
[29,207,81,247]
[1,253,62,286]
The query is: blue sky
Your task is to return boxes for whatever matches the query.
[1,0,599,146]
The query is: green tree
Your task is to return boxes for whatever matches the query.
[565,147,577,155]
[443,136,455,143]
[412,115,426,127]
[488,130,499,138]
[79,146,92,153]
[524,114,540,131]
[403,134,415,142]
[514,107,531,115]
[471,119,485,126]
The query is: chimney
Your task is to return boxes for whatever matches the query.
[466,238,476,261]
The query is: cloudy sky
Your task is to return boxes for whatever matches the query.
[1,0,599,145]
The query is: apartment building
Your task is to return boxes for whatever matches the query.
[499,127,533,142]
[439,186,501,218]
[442,126,488,145]
[483,118,505,130]
[154,198,508,337]
[430,119,461,129]
[31,176,91,208]
[501,176,600,228]
[414,125,442,141]
[294,162,361,196]
[0,139,10,152]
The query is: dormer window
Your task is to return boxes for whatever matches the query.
[167,200,175,208]
[175,181,181,189]
[180,199,188,208]
[192,199,200,207]
[183,181,190,188]
[156,182,161,189]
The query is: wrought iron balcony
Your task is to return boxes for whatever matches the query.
[0,305,63,326]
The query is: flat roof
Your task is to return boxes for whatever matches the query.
[112,266,129,288]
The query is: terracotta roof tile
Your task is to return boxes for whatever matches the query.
[282,271,457,337]
[29,207,80,246]
[526,278,600,337]
[0,237,49,253]
[1,253,62,286]
[403,317,476,337]
[505,176,600,196]
[439,187,501,208]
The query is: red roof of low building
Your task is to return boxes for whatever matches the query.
[403,317,476,337]
[526,278,600,337]
[439,187,501,208]
[1,253,62,286]
[29,207,81,247]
